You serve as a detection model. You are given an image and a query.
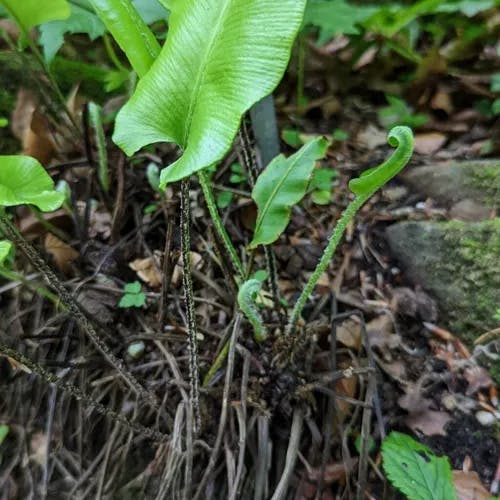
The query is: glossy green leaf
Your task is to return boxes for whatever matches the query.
[250,137,329,248]
[0,0,70,31]
[0,156,65,211]
[382,432,457,500]
[113,0,307,186]
[88,0,161,77]
[0,240,12,266]
[348,126,414,198]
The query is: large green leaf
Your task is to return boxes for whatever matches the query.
[0,0,70,31]
[0,156,65,212]
[0,240,12,266]
[88,0,161,77]
[382,432,457,500]
[113,0,307,187]
[250,137,329,248]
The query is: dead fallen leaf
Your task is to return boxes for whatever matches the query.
[464,366,493,396]
[29,432,48,466]
[414,132,447,155]
[405,409,452,436]
[44,234,79,274]
[452,470,490,500]
[306,457,358,484]
[336,319,362,349]
[12,89,56,164]
[366,314,401,350]
[19,209,73,241]
[398,381,452,436]
[130,255,162,288]
[172,252,203,287]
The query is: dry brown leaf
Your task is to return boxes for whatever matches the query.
[464,366,493,396]
[44,234,79,274]
[12,89,56,164]
[414,132,447,155]
[452,470,490,500]
[399,381,452,436]
[405,409,452,436]
[130,255,162,288]
[366,314,401,350]
[172,252,203,287]
[29,432,48,466]
[306,457,358,484]
[336,318,362,349]
[19,209,73,240]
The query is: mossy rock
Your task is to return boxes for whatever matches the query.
[386,219,500,345]
[403,160,500,210]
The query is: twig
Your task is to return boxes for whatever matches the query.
[193,315,242,500]
[270,408,303,500]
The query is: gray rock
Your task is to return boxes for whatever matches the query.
[386,219,500,344]
[403,160,499,219]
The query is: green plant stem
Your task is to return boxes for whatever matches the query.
[287,195,365,332]
[0,267,59,303]
[198,170,245,279]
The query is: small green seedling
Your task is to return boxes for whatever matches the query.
[250,137,329,247]
[119,281,146,308]
[378,95,429,129]
[382,432,457,500]
[308,167,338,205]
[229,163,246,184]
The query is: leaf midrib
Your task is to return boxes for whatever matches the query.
[254,145,312,238]
[181,0,232,148]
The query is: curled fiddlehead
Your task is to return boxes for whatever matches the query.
[238,279,267,342]
[287,126,414,332]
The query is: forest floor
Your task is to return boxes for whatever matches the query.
[0,14,499,500]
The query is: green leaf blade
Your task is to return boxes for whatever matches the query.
[382,432,457,500]
[0,240,13,265]
[0,156,65,212]
[0,0,70,31]
[250,137,329,248]
[112,0,307,186]
[88,0,161,77]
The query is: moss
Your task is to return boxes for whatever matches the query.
[387,219,500,345]
[470,163,500,208]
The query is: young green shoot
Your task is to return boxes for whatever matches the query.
[287,126,414,332]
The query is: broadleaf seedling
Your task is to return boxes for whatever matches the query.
[119,281,146,309]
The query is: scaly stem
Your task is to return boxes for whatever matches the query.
[198,170,245,279]
[287,196,365,332]
[180,179,201,433]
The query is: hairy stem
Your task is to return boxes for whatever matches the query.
[287,196,364,332]
[180,179,201,433]
[198,170,244,279]
[287,126,414,332]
